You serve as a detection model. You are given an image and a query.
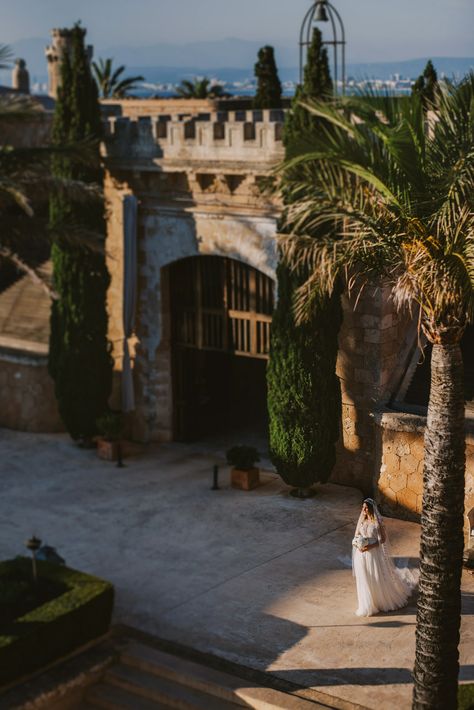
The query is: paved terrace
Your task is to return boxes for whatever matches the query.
[0,429,473,709]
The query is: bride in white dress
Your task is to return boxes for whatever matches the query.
[352,498,415,617]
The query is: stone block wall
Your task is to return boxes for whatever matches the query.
[375,410,474,542]
[331,286,414,494]
[0,348,63,432]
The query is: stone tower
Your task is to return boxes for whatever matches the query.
[45,27,93,99]
[12,58,30,94]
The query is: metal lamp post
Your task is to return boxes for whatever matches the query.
[26,535,42,584]
[299,0,346,95]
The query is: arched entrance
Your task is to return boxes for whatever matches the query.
[169,255,274,441]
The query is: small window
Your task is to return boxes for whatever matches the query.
[184,122,196,140]
[243,123,256,141]
[157,121,167,138]
[213,123,226,140]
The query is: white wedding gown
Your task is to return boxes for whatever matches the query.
[353,519,415,617]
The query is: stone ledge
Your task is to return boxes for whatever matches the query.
[374,407,474,445]
[373,409,426,434]
[0,336,48,364]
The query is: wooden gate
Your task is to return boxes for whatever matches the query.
[170,256,274,440]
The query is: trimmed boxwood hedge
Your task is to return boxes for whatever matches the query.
[458,684,474,710]
[0,558,114,686]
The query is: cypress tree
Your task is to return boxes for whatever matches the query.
[253,45,282,109]
[48,24,112,442]
[267,25,342,496]
[267,265,341,493]
[412,59,438,108]
[283,28,332,155]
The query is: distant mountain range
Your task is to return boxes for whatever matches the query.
[1,36,473,87]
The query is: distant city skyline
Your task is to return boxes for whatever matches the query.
[2,0,473,64]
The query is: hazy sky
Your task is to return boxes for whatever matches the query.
[2,0,473,62]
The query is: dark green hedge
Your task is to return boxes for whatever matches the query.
[458,684,474,710]
[0,558,114,687]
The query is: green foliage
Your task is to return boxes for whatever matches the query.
[226,445,260,470]
[96,411,123,441]
[267,263,341,489]
[176,77,228,99]
[48,24,113,441]
[0,557,114,685]
[0,569,67,624]
[267,29,340,491]
[92,58,144,99]
[412,59,439,108]
[284,28,332,156]
[253,46,282,109]
[458,683,474,710]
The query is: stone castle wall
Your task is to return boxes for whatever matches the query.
[332,286,415,495]
[0,346,63,432]
[104,110,285,166]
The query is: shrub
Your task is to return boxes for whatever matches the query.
[267,264,341,492]
[96,411,123,441]
[226,446,260,470]
[0,558,114,686]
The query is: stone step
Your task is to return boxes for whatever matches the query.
[121,641,327,709]
[105,663,243,710]
[86,681,171,709]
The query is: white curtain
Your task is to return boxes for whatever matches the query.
[122,195,137,412]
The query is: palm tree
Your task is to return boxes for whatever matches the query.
[278,77,474,709]
[92,58,144,99]
[176,77,228,99]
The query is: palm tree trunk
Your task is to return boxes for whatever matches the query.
[413,342,465,709]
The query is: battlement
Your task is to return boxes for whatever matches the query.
[103,110,287,167]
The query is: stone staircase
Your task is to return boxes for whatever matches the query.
[78,640,329,710]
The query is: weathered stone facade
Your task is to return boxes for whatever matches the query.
[104,109,283,441]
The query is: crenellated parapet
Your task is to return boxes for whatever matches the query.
[103,110,287,168]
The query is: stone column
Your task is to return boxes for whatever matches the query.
[12,59,30,94]
[333,284,411,494]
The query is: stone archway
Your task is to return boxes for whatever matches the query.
[169,255,274,441]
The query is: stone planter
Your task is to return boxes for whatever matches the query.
[231,467,260,491]
[97,438,121,462]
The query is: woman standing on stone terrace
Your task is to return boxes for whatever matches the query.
[352,498,416,617]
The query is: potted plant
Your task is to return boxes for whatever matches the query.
[226,445,260,491]
[96,411,123,462]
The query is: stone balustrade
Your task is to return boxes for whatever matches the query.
[103,110,287,165]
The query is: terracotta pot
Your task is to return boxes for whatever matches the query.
[97,438,121,461]
[231,467,260,491]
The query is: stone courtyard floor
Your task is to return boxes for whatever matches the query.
[1,428,473,710]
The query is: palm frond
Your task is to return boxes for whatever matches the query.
[0,44,12,69]
[278,78,474,336]
[0,246,57,299]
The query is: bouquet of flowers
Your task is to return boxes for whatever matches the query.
[352,535,373,551]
